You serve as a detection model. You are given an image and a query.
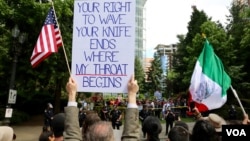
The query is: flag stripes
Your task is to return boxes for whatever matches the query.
[30,7,62,68]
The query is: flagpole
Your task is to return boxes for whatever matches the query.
[230,85,246,115]
[51,2,71,75]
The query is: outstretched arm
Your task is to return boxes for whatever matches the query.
[122,75,140,141]
[63,77,82,141]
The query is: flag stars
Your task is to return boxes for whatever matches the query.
[30,7,62,68]
[44,8,58,28]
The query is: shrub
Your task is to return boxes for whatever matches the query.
[0,108,30,125]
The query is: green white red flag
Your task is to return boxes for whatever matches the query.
[188,39,231,112]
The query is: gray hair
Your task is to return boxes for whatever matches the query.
[84,121,115,141]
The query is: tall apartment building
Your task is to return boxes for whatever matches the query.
[154,44,177,75]
[152,44,177,91]
[135,0,147,64]
[144,57,153,82]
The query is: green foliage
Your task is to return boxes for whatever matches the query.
[147,53,163,92]
[10,110,30,125]
[166,70,178,97]
[1,0,250,117]
[225,3,250,104]
[135,56,146,93]
[138,93,145,100]
[0,108,30,125]
[170,2,250,111]
[184,6,209,46]
[172,7,209,94]
[0,0,74,115]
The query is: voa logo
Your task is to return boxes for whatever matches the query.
[222,125,250,141]
[226,129,246,136]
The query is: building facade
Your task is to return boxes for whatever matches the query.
[144,57,153,82]
[154,44,177,75]
[135,0,147,65]
[147,44,177,92]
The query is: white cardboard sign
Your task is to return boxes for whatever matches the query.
[71,0,135,93]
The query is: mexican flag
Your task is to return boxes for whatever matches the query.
[188,39,231,112]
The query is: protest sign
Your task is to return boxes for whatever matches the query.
[72,0,135,93]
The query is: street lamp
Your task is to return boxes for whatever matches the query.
[3,25,26,125]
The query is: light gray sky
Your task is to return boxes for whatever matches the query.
[145,0,232,57]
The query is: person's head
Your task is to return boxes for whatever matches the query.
[142,116,162,141]
[143,104,148,110]
[203,113,227,132]
[42,126,49,132]
[231,105,235,109]
[0,126,15,141]
[84,121,114,141]
[82,111,101,135]
[168,126,190,141]
[167,107,171,112]
[47,103,53,109]
[192,119,220,141]
[174,121,189,131]
[39,131,55,141]
[51,113,65,138]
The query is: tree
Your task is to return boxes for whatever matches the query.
[134,56,145,94]
[165,70,178,98]
[172,35,186,93]
[147,52,163,95]
[0,0,74,114]
[173,6,209,94]
[226,2,250,100]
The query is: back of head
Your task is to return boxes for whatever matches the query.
[168,126,190,141]
[39,131,54,141]
[47,103,53,109]
[51,113,65,138]
[142,116,162,140]
[84,121,114,141]
[0,126,14,141]
[231,105,235,109]
[192,120,219,141]
[174,121,189,131]
[82,112,101,134]
[204,113,227,132]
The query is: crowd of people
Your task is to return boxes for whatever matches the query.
[1,75,250,141]
[39,75,249,141]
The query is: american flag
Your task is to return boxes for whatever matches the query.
[30,7,62,68]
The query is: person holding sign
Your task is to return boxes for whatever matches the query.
[72,0,136,93]
[121,74,140,140]
[64,75,140,141]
